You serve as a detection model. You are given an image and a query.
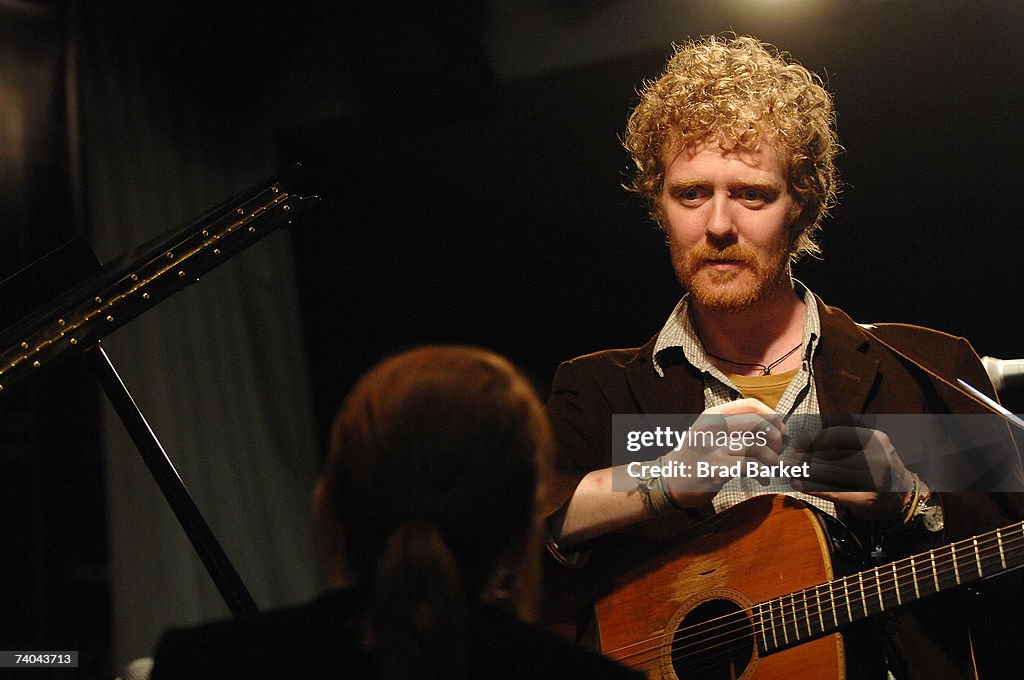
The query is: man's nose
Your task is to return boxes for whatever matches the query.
[704,194,736,240]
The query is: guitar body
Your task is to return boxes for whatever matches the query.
[595,495,852,679]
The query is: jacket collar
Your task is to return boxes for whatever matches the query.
[625,334,711,415]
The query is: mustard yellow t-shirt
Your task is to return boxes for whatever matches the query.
[726,367,799,411]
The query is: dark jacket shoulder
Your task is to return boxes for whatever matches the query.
[151,590,368,679]
[151,590,641,680]
[551,343,651,399]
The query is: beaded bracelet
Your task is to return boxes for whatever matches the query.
[638,457,681,516]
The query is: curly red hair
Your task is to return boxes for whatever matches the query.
[625,35,840,259]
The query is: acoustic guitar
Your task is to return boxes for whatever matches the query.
[594,494,1024,679]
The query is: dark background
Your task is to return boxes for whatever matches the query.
[279,1,1024,436]
[2,1,1023,676]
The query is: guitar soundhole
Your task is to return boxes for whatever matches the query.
[671,598,754,680]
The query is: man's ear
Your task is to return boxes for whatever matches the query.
[480,519,543,624]
[787,200,814,247]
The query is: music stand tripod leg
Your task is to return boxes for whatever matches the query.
[88,343,259,618]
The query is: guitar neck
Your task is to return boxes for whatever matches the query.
[755,520,1024,656]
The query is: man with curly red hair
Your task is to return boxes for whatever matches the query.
[545,35,1024,679]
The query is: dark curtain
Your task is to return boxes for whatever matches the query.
[74,0,323,670]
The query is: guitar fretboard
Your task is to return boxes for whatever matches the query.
[753,520,1024,655]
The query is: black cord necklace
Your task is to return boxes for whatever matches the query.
[705,342,803,376]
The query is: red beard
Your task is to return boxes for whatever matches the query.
[671,240,790,312]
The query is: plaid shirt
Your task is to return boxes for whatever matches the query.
[651,281,835,516]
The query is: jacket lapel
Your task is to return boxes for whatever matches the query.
[624,336,706,415]
[813,299,880,414]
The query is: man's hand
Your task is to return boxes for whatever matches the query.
[554,399,783,549]
[791,426,916,523]
[662,398,786,507]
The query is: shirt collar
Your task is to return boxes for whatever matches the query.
[651,280,821,378]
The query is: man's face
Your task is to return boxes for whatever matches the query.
[659,142,798,312]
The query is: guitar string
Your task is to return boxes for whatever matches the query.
[614,529,1024,671]
[699,527,1024,657]
[624,528,1024,670]
[618,529,1024,672]
[604,527,1011,662]
[605,524,1024,669]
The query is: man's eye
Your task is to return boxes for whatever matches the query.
[676,187,706,203]
[739,189,765,201]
